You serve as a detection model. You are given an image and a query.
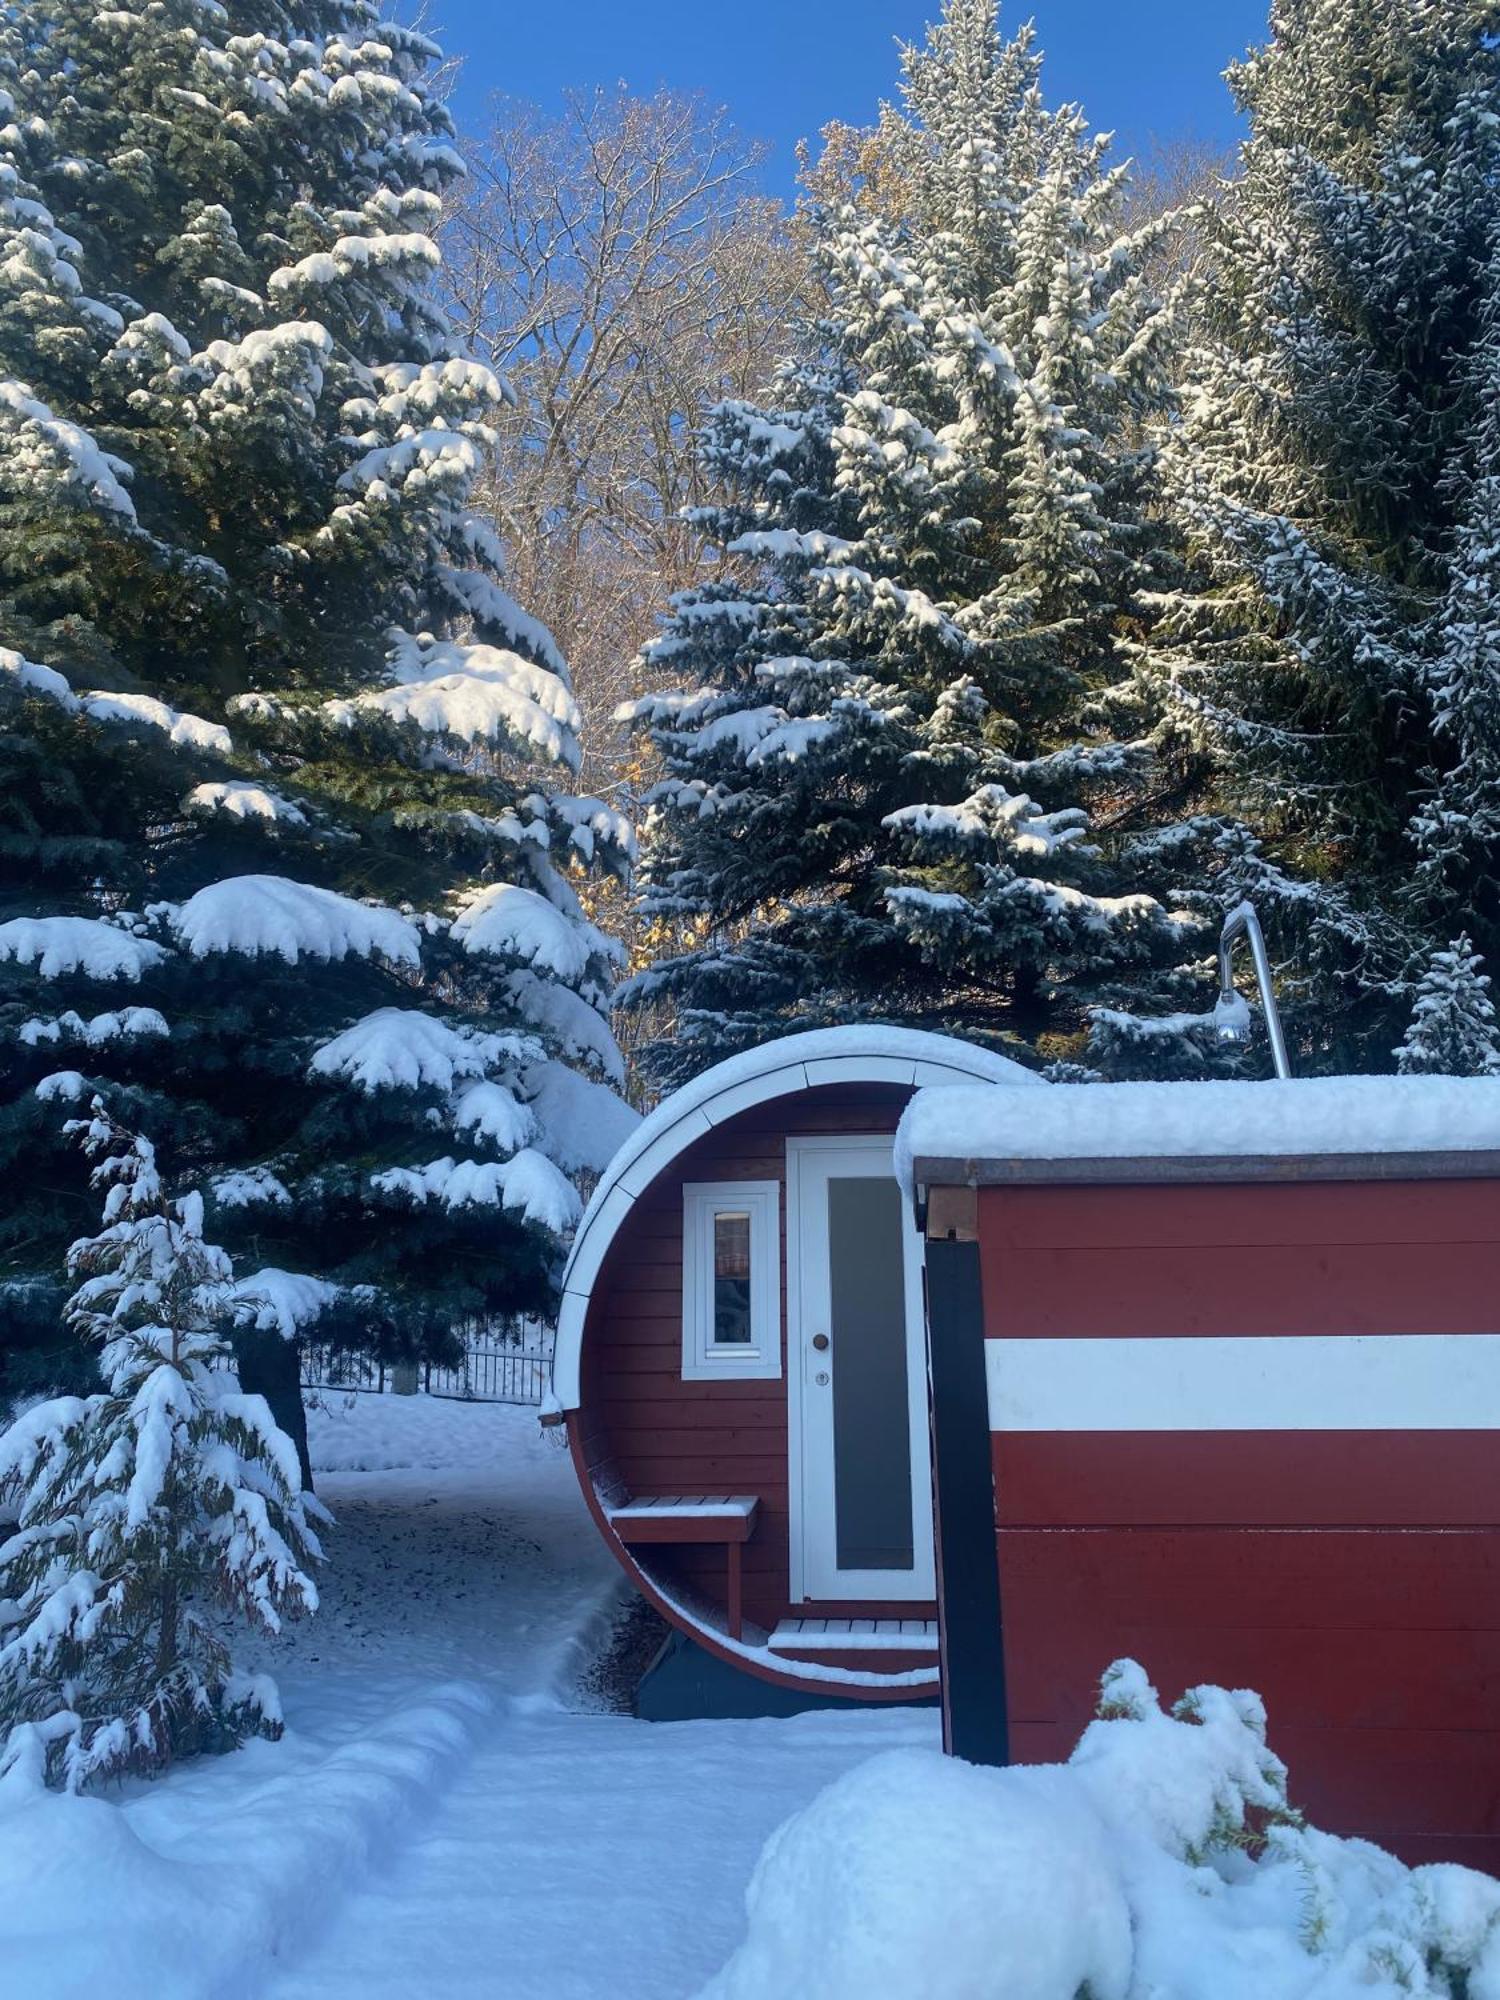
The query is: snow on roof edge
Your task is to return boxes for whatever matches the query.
[554,1026,1041,1406]
[895,1074,1500,1196]
[568,1024,1037,1273]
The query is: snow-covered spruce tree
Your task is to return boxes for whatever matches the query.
[1395,936,1500,1075]
[1112,0,1500,1074]
[619,0,1192,1085]
[0,1102,319,1791]
[0,5,634,1428]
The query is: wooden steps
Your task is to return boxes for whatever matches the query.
[767,1617,939,1654]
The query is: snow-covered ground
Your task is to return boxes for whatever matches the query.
[0,1392,933,2000]
[7,1391,1500,2000]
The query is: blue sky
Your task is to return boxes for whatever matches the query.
[429,1,1273,194]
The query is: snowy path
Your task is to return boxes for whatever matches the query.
[267,1705,933,2000]
[1,1394,933,2000]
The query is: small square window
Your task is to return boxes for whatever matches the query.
[683,1182,780,1380]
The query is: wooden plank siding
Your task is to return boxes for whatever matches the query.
[577,1083,939,1655]
[976,1176,1500,1867]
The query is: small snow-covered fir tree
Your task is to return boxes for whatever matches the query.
[1395,937,1500,1076]
[0,4,634,1423]
[619,0,1190,1084]
[1115,0,1500,1073]
[0,1102,320,1792]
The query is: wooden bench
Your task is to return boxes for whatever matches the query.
[606,1496,760,1641]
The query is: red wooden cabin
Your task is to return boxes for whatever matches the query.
[900,1074,1500,1872]
[551,1026,1041,1699]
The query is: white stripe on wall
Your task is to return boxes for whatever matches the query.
[985,1333,1500,1433]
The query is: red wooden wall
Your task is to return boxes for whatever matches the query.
[979,1179,1500,1870]
[576,1083,938,1651]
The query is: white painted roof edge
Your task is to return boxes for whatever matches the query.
[553,1026,1041,1408]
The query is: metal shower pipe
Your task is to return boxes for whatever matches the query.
[1217,900,1292,1080]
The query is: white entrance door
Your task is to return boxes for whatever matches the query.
[786,1137,936,1603]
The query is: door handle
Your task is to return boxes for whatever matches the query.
[811,1333,830,1352]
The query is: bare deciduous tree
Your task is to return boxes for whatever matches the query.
[444,88,809,798]
[1123,133,1235,290]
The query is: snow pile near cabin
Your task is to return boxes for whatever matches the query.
[702,1661,1500,2000]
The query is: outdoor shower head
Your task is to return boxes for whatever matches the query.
[1216,901,1292,1079]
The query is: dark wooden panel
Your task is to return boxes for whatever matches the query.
[608,1451,790,1482]
[1008,1623,1500,1733]
[596,1377,786,1405]
[995,1516,1500,1853]
[991,1432,1500,1527]
[999,1527,1500,1631]
[613,1513,756,1546]
[985,1241,1500,1338]
[979,1181,1500,1252]
[605,1403,787,1431]
[1383,1835,1500,1870]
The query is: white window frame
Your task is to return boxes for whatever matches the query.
[681,1180,782,1381]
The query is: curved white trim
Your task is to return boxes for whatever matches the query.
[554,1025,1042,1407]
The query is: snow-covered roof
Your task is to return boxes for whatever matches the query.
[896,1073,1500,1194]
[554,1026,1040,1407]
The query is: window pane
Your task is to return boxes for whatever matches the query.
[712,1211,752,1345]
[828,1176,913,1570]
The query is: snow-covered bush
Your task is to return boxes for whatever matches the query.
[1397,937,1500,1077]
[0,1104,320,1792]
[701,1659,1500,2000]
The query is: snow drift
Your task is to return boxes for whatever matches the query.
[701,1660,1500,2000]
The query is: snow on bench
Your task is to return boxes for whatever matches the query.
[768,1618,940,1654]
[608,1496,758,1524]
[606,1496,760,1640]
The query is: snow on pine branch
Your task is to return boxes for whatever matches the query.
[33,1070,89,1102]
[185,781,307,826]
[506,971,626,1086]
[18,1006,168,1047]
[268,229,441,298]
[545,792,637,867]
[433,567,569,680]
[323,633,582,768]
[81,690,233,756]
[229,1268,343,1341]
[450,1080,540,1154]
[371,1147,580,1231]
[884,786,1094,859]
[210,1168,291,1211]
[166,876,421,967]
[0,916,167,982]
[0,381,136,520]
[451,882,623,983]
[196,323,332,429]
[309,1006,539,1095]
[0,647,78,709]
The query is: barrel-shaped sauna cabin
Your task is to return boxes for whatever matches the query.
[553,1026,1041,1701]
[900,1073,1500,1868]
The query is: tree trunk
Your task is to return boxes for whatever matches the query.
[232,1328,314,1492]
